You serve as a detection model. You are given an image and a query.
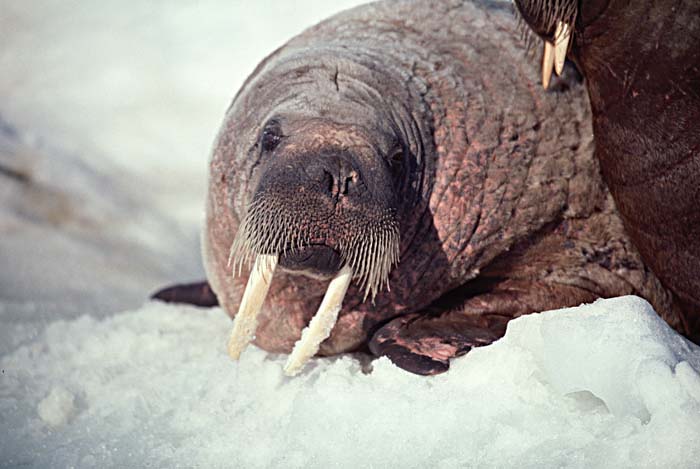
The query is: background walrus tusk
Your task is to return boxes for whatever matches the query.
[284,265,354,376]
[227,254,278,359]
[542,21,571,89]
[553,21,571,76]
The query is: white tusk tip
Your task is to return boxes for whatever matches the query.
[284,265,353,376]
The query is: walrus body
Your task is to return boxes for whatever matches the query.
[159,0,686,375]
[513,0,700,342]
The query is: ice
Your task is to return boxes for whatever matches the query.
[37,386,75,427]
[1,296,699,468]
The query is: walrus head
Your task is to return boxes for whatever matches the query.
[209,48,431,372]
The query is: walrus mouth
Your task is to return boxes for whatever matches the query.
[278,244,343,275]
[226,195,400,375]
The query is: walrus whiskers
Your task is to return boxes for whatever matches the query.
[230,198,399,301]
[229,199,310,277]
[284,264,354,376]
[227,254,277,359]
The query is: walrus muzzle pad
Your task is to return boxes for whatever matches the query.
[230,121,401,300]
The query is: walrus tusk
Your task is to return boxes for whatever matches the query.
[227,254,278,359]
[284,265,354,376]
[553,21,571,77]
[542,39,554,89]
[542,21,571,89]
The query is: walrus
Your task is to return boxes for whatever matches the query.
[513,0,700,342]
[154,0,687,375]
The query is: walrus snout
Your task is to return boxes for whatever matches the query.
[230,132,400,297]
[249,153,367,254]
[243,147,375,275]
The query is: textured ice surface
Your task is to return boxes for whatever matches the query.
[37,386,75,427]
[2,296,699,468]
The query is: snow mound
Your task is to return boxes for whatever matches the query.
[1,295,699,468]
[37,386,75,427]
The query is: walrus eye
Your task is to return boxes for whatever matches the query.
[260,119,283,153]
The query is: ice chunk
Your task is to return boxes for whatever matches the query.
[37,386,75,427]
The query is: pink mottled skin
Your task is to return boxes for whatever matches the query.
[199,0,684,375]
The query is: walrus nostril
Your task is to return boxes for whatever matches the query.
[322,169,335,195]
[341,174,353,196]
[306,156,361,199]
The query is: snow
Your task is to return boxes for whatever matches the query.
[37,386,75,428]
[2,297,699,468]
[1,1,700,468]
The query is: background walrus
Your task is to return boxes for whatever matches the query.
[513,0,700,342]
[156,0,686,375]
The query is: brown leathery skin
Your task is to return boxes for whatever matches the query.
[513,0,700,343]
[202,0,684,373]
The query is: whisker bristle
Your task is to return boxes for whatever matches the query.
[230,198,400,300]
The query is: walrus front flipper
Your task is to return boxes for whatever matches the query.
[151,281,219,307]
[369,311,509,376]
[369,281,598,375]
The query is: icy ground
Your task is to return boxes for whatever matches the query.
[1,1,700,468]
[2,297,700,468]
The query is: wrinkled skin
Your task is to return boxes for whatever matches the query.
[156,0,685,375]
[514,0,700,342]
